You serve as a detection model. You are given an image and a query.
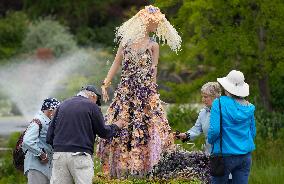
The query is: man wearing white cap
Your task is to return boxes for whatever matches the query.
[208,70,256,184]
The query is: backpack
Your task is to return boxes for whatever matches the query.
[12,118,42,172]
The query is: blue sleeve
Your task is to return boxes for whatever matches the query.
[22,123,42,156]
[250,114,256,139]
[186,110,203,140]
[208,99,220,144]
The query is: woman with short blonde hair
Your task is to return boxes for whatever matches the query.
[175,81,221,154]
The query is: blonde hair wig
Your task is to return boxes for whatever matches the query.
[115,5,182,53]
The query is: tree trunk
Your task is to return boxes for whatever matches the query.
[258,74,272,111]
[258,26,272,111]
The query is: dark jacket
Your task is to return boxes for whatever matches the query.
[46,96,118,155]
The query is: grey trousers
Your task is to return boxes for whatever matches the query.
[27,169,49,184]
[50,152,94,184]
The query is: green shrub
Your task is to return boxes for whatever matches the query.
[255,108,284,139]
[167,105,205,150]
[22,18,77,57]
[0,11,28,60]
[167,104,198,129]
[159,70,220,104]
[0,132,26,184]
[75,26,97,46]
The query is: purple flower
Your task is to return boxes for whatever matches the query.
[148,7,158,13]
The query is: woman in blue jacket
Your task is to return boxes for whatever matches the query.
[208,70,256,184]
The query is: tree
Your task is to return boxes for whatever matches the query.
[0,12,28,60]
[155,0,284,111]
[22,0,150,46]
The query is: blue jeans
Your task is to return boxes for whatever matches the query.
[211,153,252,184]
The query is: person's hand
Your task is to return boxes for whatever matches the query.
[173,131,179,140]
[178,133,187,140]
[101,85,109,102]
[114,119,128,129]
[39,152,48,164]
[173,130,181,139]
[174,132,187,140]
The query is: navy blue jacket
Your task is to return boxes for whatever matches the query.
[46,96,118,155]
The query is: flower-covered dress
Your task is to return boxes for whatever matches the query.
[97,39,174,178]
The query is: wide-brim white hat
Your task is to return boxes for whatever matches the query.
[217,70,249,97]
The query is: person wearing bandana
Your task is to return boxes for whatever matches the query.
[22,98,60,184]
